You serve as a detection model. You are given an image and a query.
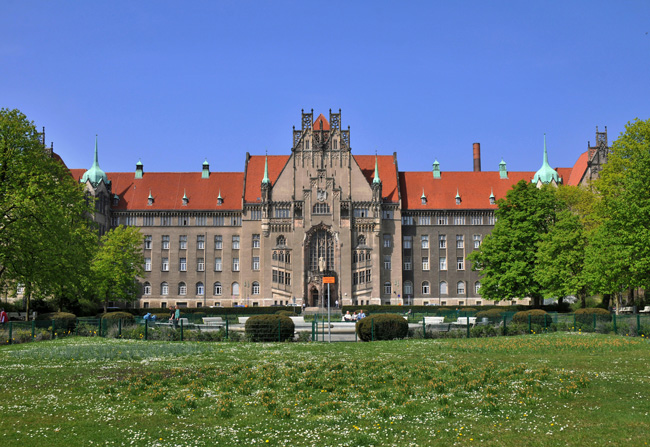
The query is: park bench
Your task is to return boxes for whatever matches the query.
[452,317,477,327]
[238,317,249,324]
[156,317,193,328]
[289,316,306,324]
[423,316,445,325]
[8,312,27,321]
[639,306,650,314]
[619,307,634,314]
[202,317,225,326]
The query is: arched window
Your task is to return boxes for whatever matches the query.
[232,282,240,296]
[422,281,430,295]
[272,251,278,261]
[440,281,448,295]
[384,281,392,294]
[252,281,260,295]
[213,282,222,296]
[475,281,481,294]
[457,281,465,295]
[196,282,204,295]
[161,282,169,295]
[143,282,151,295]
[178,282,187,295]
[276,235,286,246]
[404,281,413,295]
[278,251,285,262]
[357,235,366,247]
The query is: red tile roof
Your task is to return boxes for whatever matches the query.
[244,155,290,203]
[566,151,588,186]
[313,114,330,131]
[354,155,399,202]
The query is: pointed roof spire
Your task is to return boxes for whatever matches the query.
[202,158,210,179]
[182,189,188,205]
[81,135,110,187]
[432,159,441,179]
[489,188,495,199]
[372,153,381,184]
[421,188,426,199]
[262,152,271,184]
[217,189,223,205]
[148,189,153,200]
[532,134,561,185]
[455,188,461,205]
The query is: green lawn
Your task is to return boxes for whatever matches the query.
[1,334,648,446]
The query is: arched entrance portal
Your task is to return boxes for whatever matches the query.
[304,225,339,309]
[310,287,319,307]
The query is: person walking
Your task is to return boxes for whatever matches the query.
[0,308,7,324]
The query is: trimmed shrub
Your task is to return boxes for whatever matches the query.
[575,308,610,321]
[356,314,408,342]
[101,311,135,323]
[512,309,549,325]
[245,315,294,342]
[38,312,77,332]
[475,309,504,320]
[275,310,294,317]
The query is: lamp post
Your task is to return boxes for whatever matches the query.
[243,281,249,307]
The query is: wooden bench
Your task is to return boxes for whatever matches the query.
[202,317,225,326]
[423,316,445,325]
[452,317,477,327]
[619,307,634,314]
[639,306,650,314]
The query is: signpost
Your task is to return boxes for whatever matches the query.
[323,277,335,342]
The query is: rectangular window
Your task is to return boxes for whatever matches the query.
[354,208,369,218]
[439,234,446,249]
[214,216,225,226]
[382,210,393,220]
[180,257,187,271]
[195,216,207,226]
[250,209,262,220]
[402,216,414,225]
[274,208,290,218]
[456,235,464,249]
[403,236,412,249]
[437,216,448,225]
[421,235,429,249]
[471,215,483,225]
[404,256,412,270]
[144,235,152,250]
[111,216,120,227]
[179,216,189,226]
[214,235,222,249]
[473,234,482,248]
[418,215,431,225]
[457,257,464,270]
[383,234,391,248]
[197,258,205,272]
[232,235,240,249]
[272,269,278,283]
[252,234,260,248]
[197,235,205,250]
[488,214,496,225]
[285,272,291,285]
[215,257,222,271]
[161,216,172,226]
[162,257,169,271]
[353,271,358,286]
[422,256,429,271]
[143,216,155,226]
[366,269,371,283]
[454,215,465,225]
[278,271,285,284]
[179,235,187,250]
[144,257,151,271]
[162,235,170,250]
[233,257,240,271]
[384,282,392,294]
[384,255,391,270]
[231,216,242,226]
[252,256,260,270]
[439,257,447,270]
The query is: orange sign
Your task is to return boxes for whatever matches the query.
[323,276,335,284]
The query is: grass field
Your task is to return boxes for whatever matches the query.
[1,334,648,446]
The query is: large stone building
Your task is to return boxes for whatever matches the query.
[67,110,607,309]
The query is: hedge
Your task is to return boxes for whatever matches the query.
[512,309,550,325]
[356,314,409,342]
[575,307,611,324]
[245,315,295,342]
[37,312,77,332]
[100,311,135,323]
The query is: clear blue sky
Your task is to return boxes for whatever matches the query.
[2,0,649,175]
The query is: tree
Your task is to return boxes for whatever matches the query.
[91,225,144,311]
[0,108,96,317]
[469,180,560,306]
[587,118,650,307]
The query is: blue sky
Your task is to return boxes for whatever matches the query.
[2,1,649,175]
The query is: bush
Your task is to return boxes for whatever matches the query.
[574,308,611,324]
[245,315,294,342]
[275,310,294,317]
[100,311,135,323]
[475,309,504,320]
[38,312,77,332]
[512,309,549,325]
[356,314,408,342]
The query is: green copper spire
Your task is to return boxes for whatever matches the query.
[202,158,210,179]
[135,159,143,179]
[532,134,561,185]
[432,159,440,179]
[499,158,508,179]
[372,154,381,184]
[81,135,110,187]
[262,153,270,184]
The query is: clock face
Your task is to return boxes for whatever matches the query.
[317,189,327,202]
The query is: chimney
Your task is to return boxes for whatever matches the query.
[473,142,481,172]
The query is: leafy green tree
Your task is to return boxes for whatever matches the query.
[91,225,144,311]
[469,180,560,306]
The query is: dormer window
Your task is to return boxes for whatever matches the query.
[182,190,189,206]
[217,197,223,206]
[456,196,461,205]
[148,190,154,206]
[112,194,119,206]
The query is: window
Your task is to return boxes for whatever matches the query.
[213,282,222,295]
[178,282,187,295]
[179,216,189,225]
[383,234,391,248]
[196,282,204,295]
[357,235,366,247]
[402,215,414,225]
[215,257,222,271]
[384,255,391,270]
[274,208,290,218]
[195,216,207,226]
[421,235,429,249]
[250,209,262,220]
[253,256,260,270]
[384,281,392,294]
[143,216,154,226]
[418,215,431,225]
[422,257,429,271]
[144,235,152,249]
[197,258,205,272]
[439,234,446,249]
[276,235,286,246]
[214,216,225,226]
[143,282,151,295]
[422,281,430,294]
[179,235,187,250]
[162,235,170,250]
[161,216,172,226]
[162,257,169,271]
[456,235,464,249]
[488,214,496,225]
[473,234,481,248]
[404,281,413,295]
[231,216,242,226]
[232,282,240,296]
[457,257,464,270]
[215,235,222,249]
[403,236,412,249]
[475,281,481,294]
[457,281,465,295]
[197,235,205,250]
[403,256,412,271]
[252,281,260,295]
[366,269,372,283]
[232,235,240,249]
[161,282,169,295]
[313,203,330,214]
[383,210,393,219]
[354,208,369,218]
[454,215,465,225]
[180,258,187,272]
[252,234,260,248]
[471,215,483,225]
[437,216,448,225]
[439,257,447,270]
[233,257,239,271]
[144,257,151,271]
[440,281,448,295]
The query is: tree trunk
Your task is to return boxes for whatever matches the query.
[24,283,31,321]
[602,293,611,310]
